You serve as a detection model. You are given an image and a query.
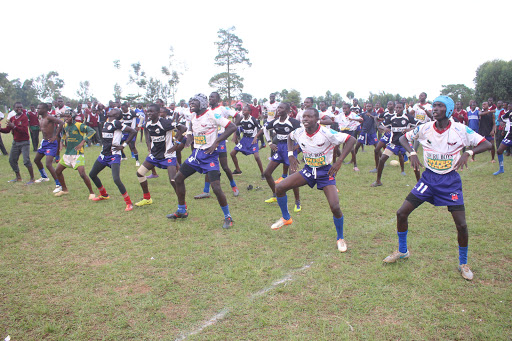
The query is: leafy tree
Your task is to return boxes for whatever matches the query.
[209,26,251,104]
[280,89,289,102]
[209,72,244,101]
[76,81,94,102]
[346,91,355,100]
[0,73,16,107]
[239,93,253,103]
[474,59,512,103]
[113,83,122,102]
[161,46,186,104]
[283,89,301,106]
[33,71,65,101]
[440,84,475,107]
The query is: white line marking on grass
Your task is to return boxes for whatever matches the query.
[175,262,313,341]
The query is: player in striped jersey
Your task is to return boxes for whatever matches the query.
[89,108,137,211]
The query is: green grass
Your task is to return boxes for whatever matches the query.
[0,131,510,340]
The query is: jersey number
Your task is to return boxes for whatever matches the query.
[416,182,429,194]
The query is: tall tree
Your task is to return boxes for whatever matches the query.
[76,81,94,102]
[474,59,512,103]
[33,71,65,101]
[113,60,123,102]
[346,91,354,101]
[239,93,253,103]
[161,45,186,104]
[440,84,475,107]
[209,26,251,104]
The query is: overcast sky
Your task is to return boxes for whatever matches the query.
[2,0,510,104]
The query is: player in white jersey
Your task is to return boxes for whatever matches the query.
[270,107,356,252]
[410,92,432,151]
[194,92,241,199]
[383,96,492,281]
[263,93,280,123]
[171,94,237,229]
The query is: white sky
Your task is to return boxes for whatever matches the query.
[2,0,511,104]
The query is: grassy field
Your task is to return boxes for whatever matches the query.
[0,131,510,340]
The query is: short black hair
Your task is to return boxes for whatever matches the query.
[149,103,160,113]
[38,103,49,111]
[305,107,319,118]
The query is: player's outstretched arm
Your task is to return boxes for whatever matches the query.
[454,140,492,171]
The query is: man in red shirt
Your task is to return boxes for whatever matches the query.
[0,102,35,183]
[250,98,265,148]
[27,104,40,151]
[452,101,468,125]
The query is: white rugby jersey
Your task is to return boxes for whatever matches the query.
[290,125,350,168]
[189,109,231,150]
[412,103,432,124]
[263,101,280,120]
[335,112,359,131]
[210,105,237,134]
[405,121,485,174]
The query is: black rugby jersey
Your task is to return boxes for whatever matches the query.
[146,117,177,159]
[101,120,126,156]
[264,116,301,143]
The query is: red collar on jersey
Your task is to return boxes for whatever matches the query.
[306,124,321,137]
[433,120,451,134]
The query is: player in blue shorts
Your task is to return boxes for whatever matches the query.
[373,101,395,166]
[135,104,186,206]
[88,108,137,211]
[33,103,64,192]
[257,102,302,211]
[230,104,265,179]
[383,96,492,280]
[371,102,420,186]
[354,102,380,172]
[270,107,356,252]
[171,94,237,229]
[120,102,140,165]
[493,102,512,175]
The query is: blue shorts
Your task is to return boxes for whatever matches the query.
[146,155,177,169]
[121,132,135,143]
[299,164,336,190]
[37,139,59,157]
[501,137,512,146]
[235,136,258,155]
[410,169,464,207]
[184,149,220,174]
[97,154,121,167]
[385,143,407,156]
[380,132,391,143]
[271,142,297,166]
[357,132,378,145]
[484,135,494,142]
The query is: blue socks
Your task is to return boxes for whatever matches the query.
[230,179,236,188]
[177,204,187,213]
[282,174,288,179]
[55,179,61,186]
[277,195,291,220]
[203,181,210,193]
[459,246,468,265]
[39,168,48,178]
[333,215,344,240]
[498,154,504,170]
[221,205,231,218]
[398,231,408,253]
[403,154,408,162]
[134,153,139,161]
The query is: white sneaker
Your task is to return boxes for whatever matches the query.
[35,177,50,183]
[135,161,140,167]
[458,264,474,281]
[53,185,63,193]
[337,239,347,252]
[121,158,127,161]
[383,250,410,263]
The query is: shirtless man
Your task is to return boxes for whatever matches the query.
[33,103,64,193]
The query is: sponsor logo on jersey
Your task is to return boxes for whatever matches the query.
[465,126,475,134]
[214,113,221,119]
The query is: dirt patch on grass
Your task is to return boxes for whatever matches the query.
[115,283,152,296]
[161,301,190,320]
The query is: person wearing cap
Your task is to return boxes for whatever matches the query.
[169,93,237,229]
[382,95,492,281]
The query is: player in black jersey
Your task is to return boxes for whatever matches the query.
[256,103,302,211]
[494,102,512,175]
[120,102,140,165]
[89,108,137,211]
[374,101,395,162]
[230,104,265,178]
[371,102,420,187]
[135,104,186,206]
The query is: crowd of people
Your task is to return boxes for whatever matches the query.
[1,90,509,281]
